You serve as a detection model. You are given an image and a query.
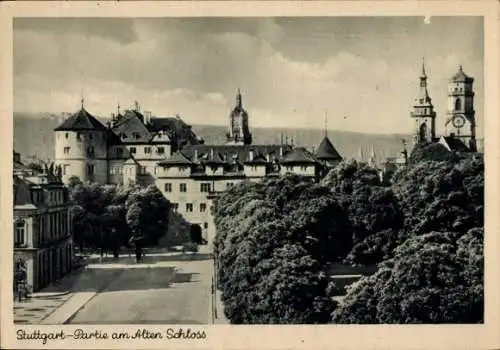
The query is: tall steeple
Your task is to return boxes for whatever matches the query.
[236,88,242,109]
[226,88,252,145]
[410,58,436,144]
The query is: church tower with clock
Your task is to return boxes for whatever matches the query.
[445,65,476,152]
[410,60,437,144]
[226,89,252,145]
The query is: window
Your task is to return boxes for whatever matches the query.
[129,147,136,154]
[157,147,165,154]
[132,132,140,139]
[186,203,193,212]
[145,147,152,154]
[164,183,172,192]
[200,203,207,212]
[120,133,127,139]
[171,203,179,212]
[200,183,211,192]
[455,98,462,110]
[63,164,69,175]
[77,133,82,141]
[65,133,69,139]
[226,182,234,189]
[116,147,123,156]
[140,166,147,175]
[89,134,93,140]
[204,222,208,229]
[15,220,25,245]
[87,164,95,176]
[180,183,187,192]
[63,147,70,154]
[87,146,95,157]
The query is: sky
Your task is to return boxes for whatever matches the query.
[14,17,483,135]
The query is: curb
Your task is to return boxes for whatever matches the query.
[29,291,72,299]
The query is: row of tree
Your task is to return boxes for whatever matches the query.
[68,176,171,256]
[212,144,484,324]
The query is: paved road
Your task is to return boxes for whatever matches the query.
[67,256,213,324]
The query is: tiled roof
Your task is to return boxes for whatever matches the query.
[13,176,35,207]
[450,66,474,83]
[158,151,193,166]
[440,136,471,152]
[148,117,201,144]
[316,136,342,161]
[54,108,107,131]
[182,144,293,164]
[281,147,318,164]
[111,112,152,144]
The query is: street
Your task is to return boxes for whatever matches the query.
[15,252,217,325]
[68,257,212,324]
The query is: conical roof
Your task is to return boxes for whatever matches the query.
[55,107,107,131]
[315,136,342,160]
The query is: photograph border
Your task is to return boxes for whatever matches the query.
[1,1,499,349]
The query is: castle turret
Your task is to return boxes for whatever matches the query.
[54,99,109,184]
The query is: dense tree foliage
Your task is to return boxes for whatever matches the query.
[409,142,456,164]
[213,151,484,324]
[213,175,343,323]
[321,160,404,265]
[69,180,171,253]
[332,228,483,323]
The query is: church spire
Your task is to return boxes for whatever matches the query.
[81,96,85,109]
[236,88,242,109]
[421,57,427,79]
[324,108,328,138]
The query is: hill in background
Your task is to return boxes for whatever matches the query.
[14,112,412,165]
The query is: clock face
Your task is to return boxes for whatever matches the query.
[452,115,466,128]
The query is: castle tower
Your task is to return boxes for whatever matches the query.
[226,89,252,145]
[446,65,476,151]
[54,98,109,184]
[410,59,437,144]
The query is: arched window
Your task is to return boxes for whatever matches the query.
[455,98,462,110]
[419,122,427,143]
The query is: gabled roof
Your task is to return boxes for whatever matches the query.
[439,136,471,152]
[13,176,36,208]
[244,152,268,164]
[54,108,107,131]
[202,149,225,165]
[281,147,318,164]
[450,66,474,83]
[111,111,152,144]
[316,136,342,161]
[157,151,193,166]
[124,156,140,165]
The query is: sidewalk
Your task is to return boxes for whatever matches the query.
[213,289,229,324]
[14,294,72,324]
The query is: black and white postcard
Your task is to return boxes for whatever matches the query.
[1,1,499,349]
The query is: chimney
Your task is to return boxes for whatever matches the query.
[279,146,283,158]
[266,153,271,162]
[193,149,198,163]
[249,150,254,161]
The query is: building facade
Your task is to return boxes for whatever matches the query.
[13,151,73,293]
[54,90,343,248]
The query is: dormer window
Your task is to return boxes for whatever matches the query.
[77,133,82,141]
[120,133,127,139]
[132,132,140,139]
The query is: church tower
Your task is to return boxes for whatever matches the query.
[226,89,252,145]
[410,59,437,144]
[445,65,476,151]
